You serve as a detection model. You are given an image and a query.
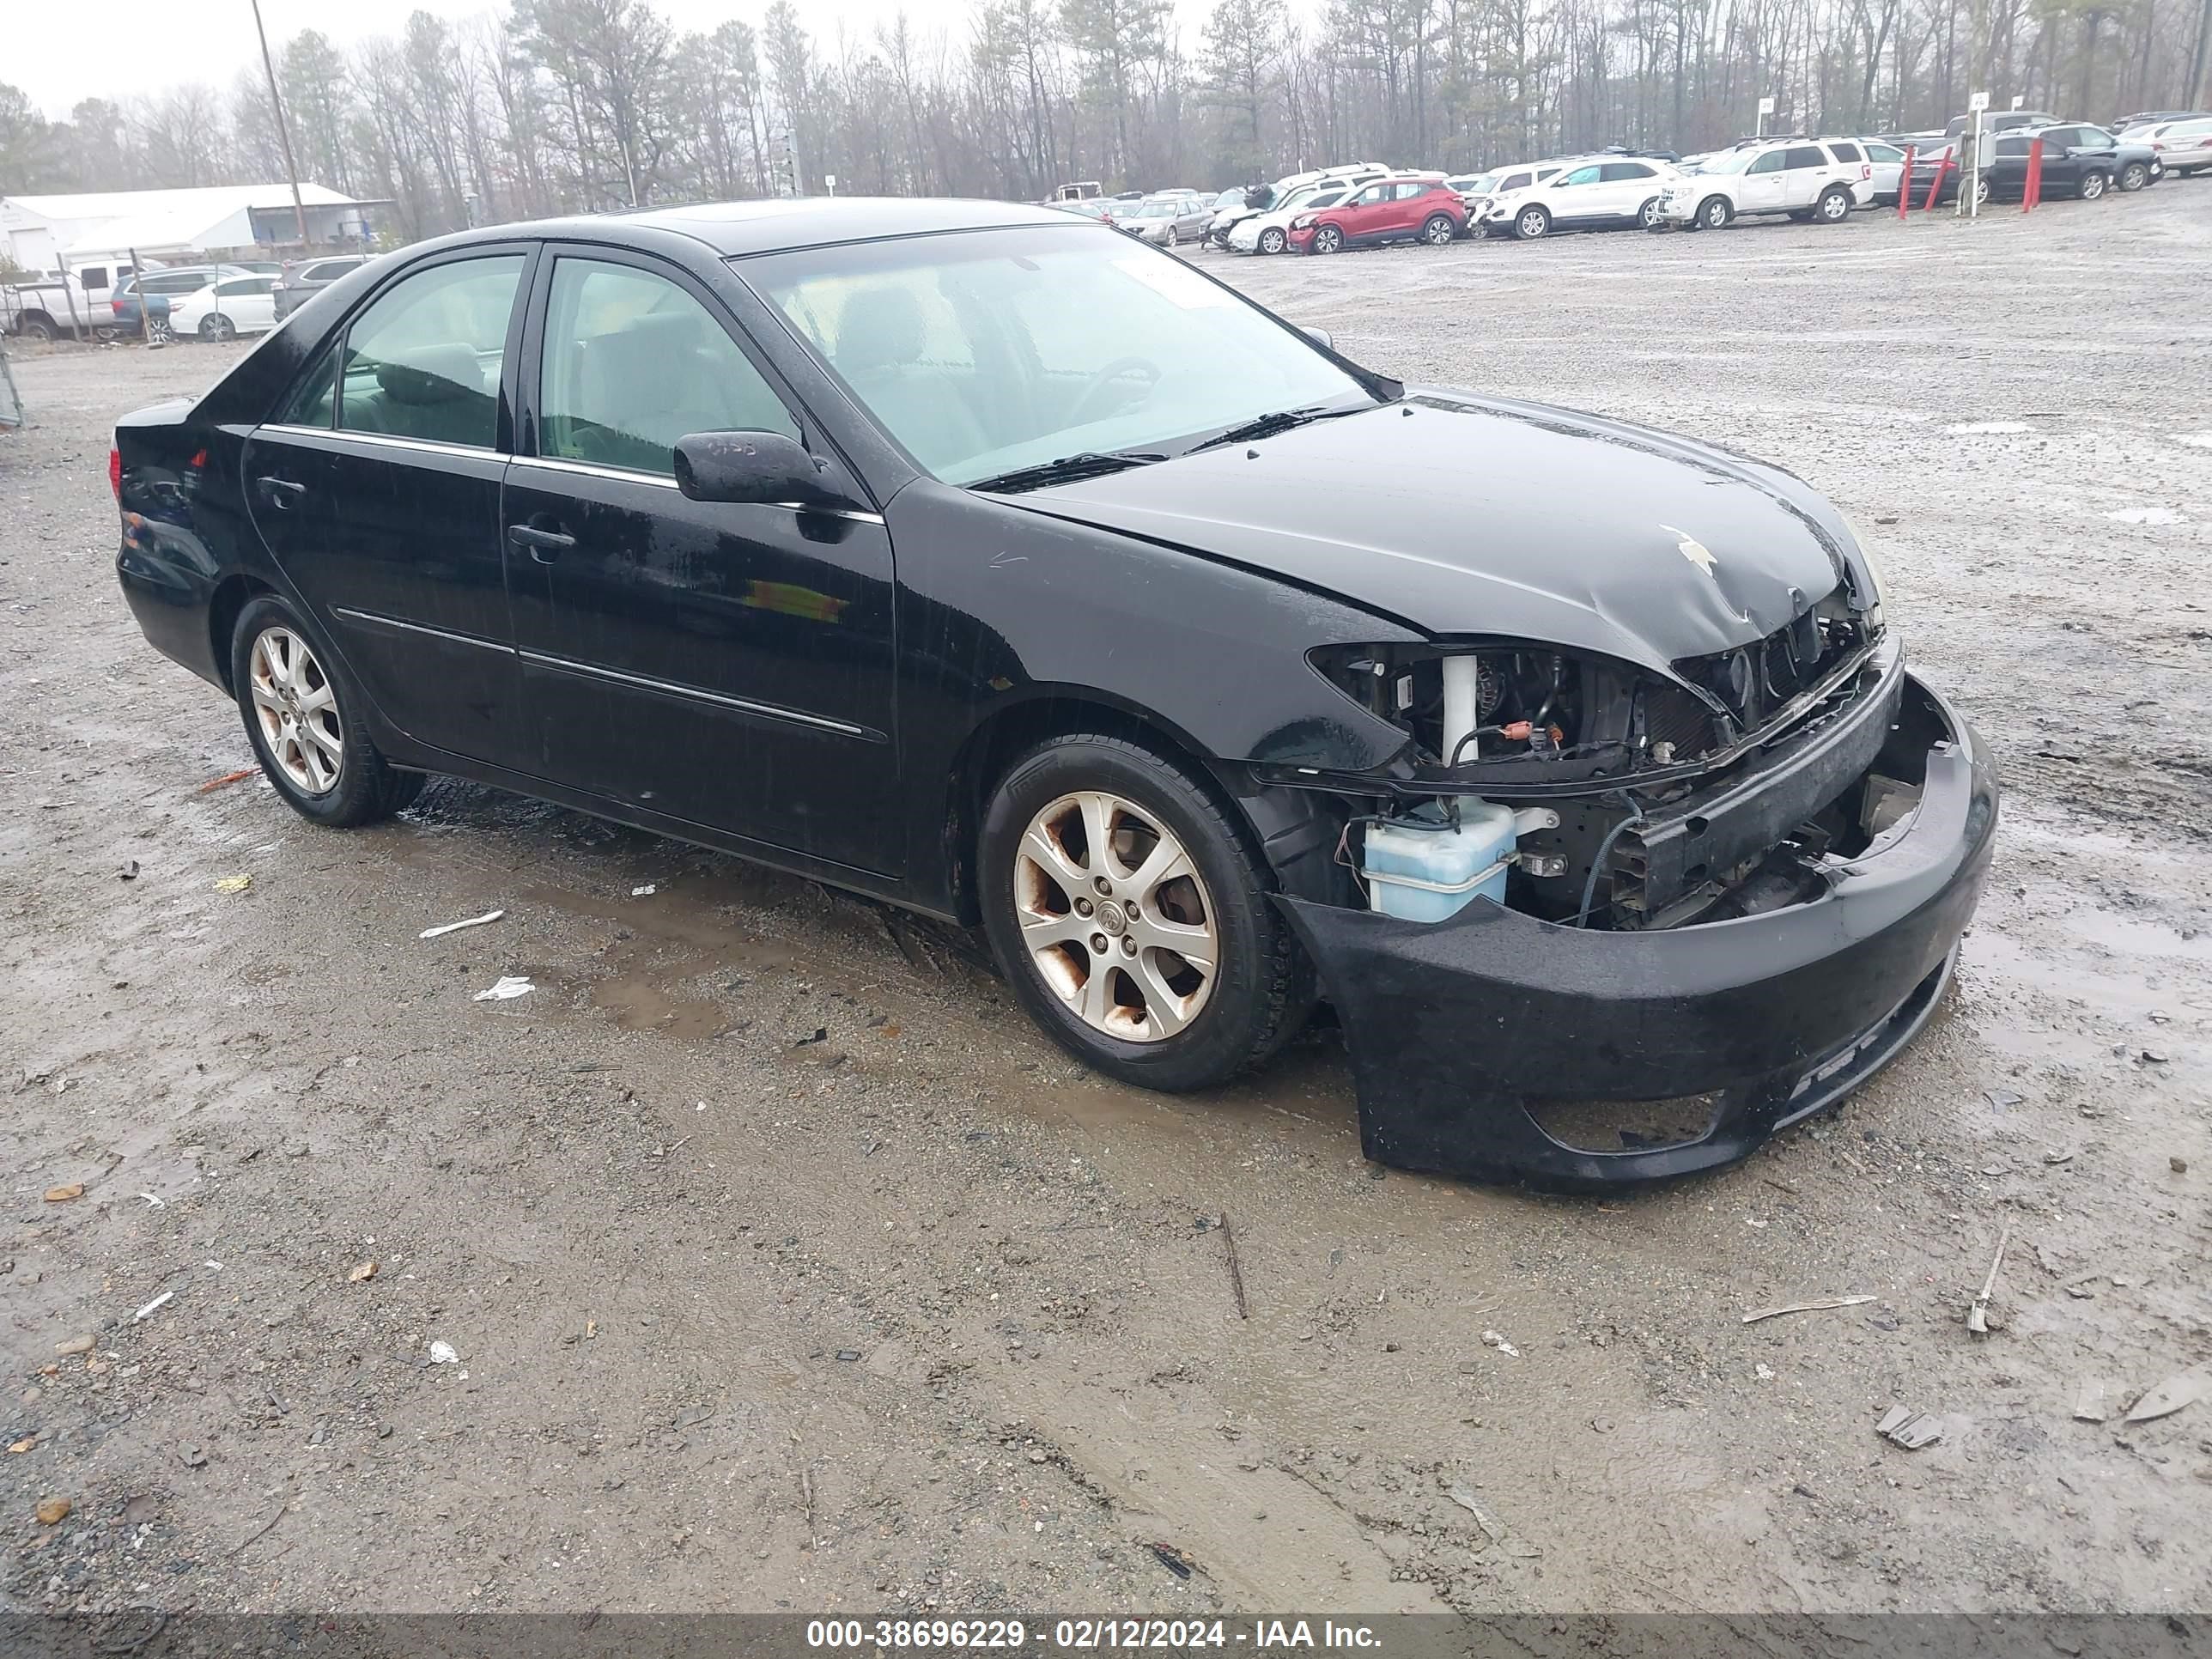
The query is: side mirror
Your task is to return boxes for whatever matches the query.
[674,428,843,508]
[1302,325,1335,350]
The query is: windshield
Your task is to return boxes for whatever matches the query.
[1695,148,1758,174]
[748,225,1376,486]
[1458,173,1499,193]
[1133,202,1176,217]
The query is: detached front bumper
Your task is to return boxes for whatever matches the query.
[1279,671,1997,1194]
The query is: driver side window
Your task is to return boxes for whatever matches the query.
[1747,151,1786,174]
[1561,165,1601,186]
[538,258,797,477]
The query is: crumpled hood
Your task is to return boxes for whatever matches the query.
[1007,390,1869,675]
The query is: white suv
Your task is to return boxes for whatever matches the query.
[1660,138,1872,229]
[1480,157,1680,239]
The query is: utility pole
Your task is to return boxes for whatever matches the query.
[251,0,311,247]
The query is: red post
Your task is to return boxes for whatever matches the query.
[1898,147,1915,219]
[1920,155,1951,212]
[2023,137,2044,212]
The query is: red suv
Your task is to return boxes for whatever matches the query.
[1286,176,1468,253]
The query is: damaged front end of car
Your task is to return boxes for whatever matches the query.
[1259,586,1998,1193]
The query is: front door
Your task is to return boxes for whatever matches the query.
[1738,150,1790,213]
[245,247,532,768]
[1551,163,1608,221]
[506,249,899,874]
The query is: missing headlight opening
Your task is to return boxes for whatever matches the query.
[1304,582,1899,933]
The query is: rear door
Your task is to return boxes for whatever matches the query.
[214,275,278,331]
[1775,144,1831,207]
[245,245,534,768]
[505,246,899,872]
[1599,161,1660,218]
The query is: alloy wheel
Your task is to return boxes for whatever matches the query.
[1819,189,1849,221]
[2081,170,2107,199]
[198,317,221,340]
[1259,228,1285,254]
[1638,198,1662,228]
[247,625,343,794]
[1424,215,1455,245]
[1701,197,1729,228]
[1012,790,1218,1043]
[1314,225,1340,253]
[1517,207,1547,238]
[1165,225,1178,248]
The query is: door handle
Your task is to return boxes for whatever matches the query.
[255,475,307,510]
[507,522,575,563]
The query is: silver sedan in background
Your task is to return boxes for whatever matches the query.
[1120,196,1213,248]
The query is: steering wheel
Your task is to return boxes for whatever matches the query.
[1067,356,1163,428]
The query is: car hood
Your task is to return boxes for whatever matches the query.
[1001,391,1868,674]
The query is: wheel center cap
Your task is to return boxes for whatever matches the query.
[1096,900,1128,937]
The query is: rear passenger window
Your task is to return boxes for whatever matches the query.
[539,258,798,477]
[1827,142,1863,162]
[1782,146,1826,169]
[1599,162,1653,181]
[338,255,522,450]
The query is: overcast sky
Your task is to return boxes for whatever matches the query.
[14,0,1036,118]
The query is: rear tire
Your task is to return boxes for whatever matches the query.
[1421,212,1456,246]
[1636,197,1662,228]
[228,595,425,829]
[979,734,1307,1093]
[19,315,56,343]
[1815,185,1852,222]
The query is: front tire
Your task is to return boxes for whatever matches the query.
[1258,227,1285,254]
[1164,225,1179,248]
[1513,204,1550,240]
[1698,195,1733,229]
[979,734,1306,1093]
[2118,161,2148,191]
[1311,224,1341,254]
[229,595,424,828]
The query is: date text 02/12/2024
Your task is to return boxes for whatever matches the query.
[804,1620,1384,1650]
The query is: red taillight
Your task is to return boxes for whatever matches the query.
[108,447,122,499]
[188,448,208,470]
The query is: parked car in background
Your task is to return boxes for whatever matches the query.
[1048,181,1103,202]
[1052,200,1122,230]
[1121,197,1212,248]
[1905,124,2155,204]
[1288,175,1467,252]
[3,259,142,341]
[1660,138,1867,228]
[1455,161,1567,229]
[1856,138,1909,204]
[2112,109,2205,135]
[1484,156,1679,238]
[168,273,280,340]
[112,264,248,341]
[1228,178,1382,253]
[2140,116,2212,175]
[273,254,371,320]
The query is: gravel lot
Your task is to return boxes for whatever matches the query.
[3,185,2208,1619]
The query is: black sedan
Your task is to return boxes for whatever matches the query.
[1905,123,2160,204]
[110,198,1996,1192]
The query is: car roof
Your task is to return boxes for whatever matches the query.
[489,196,1079,258]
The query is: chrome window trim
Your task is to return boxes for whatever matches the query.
[262,422,497,462]
[512,453,678,490]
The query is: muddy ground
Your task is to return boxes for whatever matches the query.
[2,184,2207,1620]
